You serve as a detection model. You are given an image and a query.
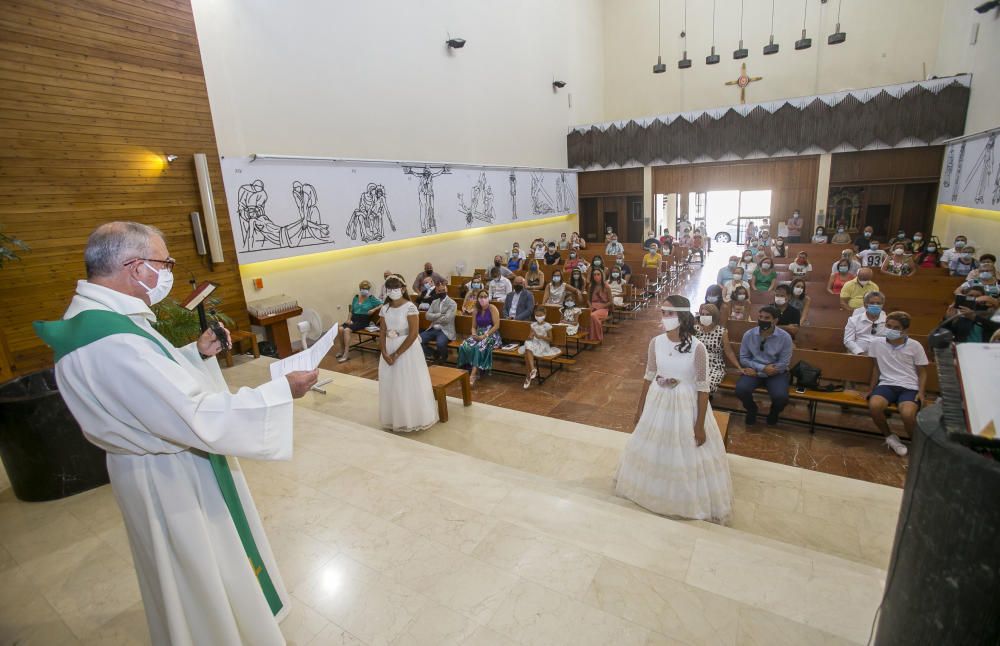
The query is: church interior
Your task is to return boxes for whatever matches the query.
[1,1,999,644]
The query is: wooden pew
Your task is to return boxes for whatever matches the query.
[725,320,933,358]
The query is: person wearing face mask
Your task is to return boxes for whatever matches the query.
[843,291,886,355]
[605,234,624,257]
[615,254,633,283]
[959,254,999,297]
[722,268,750,303]
[717,255,740,286]
[790,252,813,277]
[839,268,880,311]
[858,240,887,269]
[420,278,457,364]
[736,250,757,276]
[569,267,588,295]
[461,275,484,315]
[853,225,875,253]
[704,284,724,313]
[881,243,916,276]
[866,312,927,457]
[559,295,583,336]
[524,261,546,289]
[939,235,969,268]
[543,242,562,266]
[34,222,319,645]
[915,242,941,268]
[830,249,861,275]
[907,232,926,254]
[503,276,536,321]
[531,238,547,261]
[745,219,759,244]
[811,226,828,244]
[506,248,523,272]
[751,257,779,292]
[830,225,852,245]
[333,279,384,362]
[769,236,787,258]
[564,245,587,273]
[557,232,569,250]
[771,285,801,333]
[378,269,394,300]
[378,277,439,432]
[788,279,811,325]
[694,304,740,393]
[942,288,1000,342]
[785,210,803,243]
[588,268,612,341]
[724,286,751,321]
[827,259,856,295]
[487,266,513,301]
[642,243,663,269]
[735,306,794,426]
[659,232,674,254]
[893,230,911,246]
[492,254,515,279]
[417,276,437,310]
[644,230,660,250]
[412,262,445,293]
[616,296,733,523]
[688,229,706,264]
[457,289,502,385]
[570,231,588,250]
[543,269,578,306]
[519,305,561,388]
[607,265,627,307]
[949,245,978,277]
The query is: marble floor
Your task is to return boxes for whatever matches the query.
[320,242,909,488]
[0,359,897,645]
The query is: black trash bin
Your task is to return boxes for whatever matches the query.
[0,369,109,502]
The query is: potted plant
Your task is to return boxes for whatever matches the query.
[151,296,235,347]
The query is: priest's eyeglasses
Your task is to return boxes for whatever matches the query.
[124,257,176,271]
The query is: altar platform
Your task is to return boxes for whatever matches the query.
[0,358,901,645]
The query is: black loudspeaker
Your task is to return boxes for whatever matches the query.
[875,404,1000,645]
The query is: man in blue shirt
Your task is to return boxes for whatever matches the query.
[716,255,739,286]
[736,306,794,425]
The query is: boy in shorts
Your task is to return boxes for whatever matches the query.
[867,311,928,456]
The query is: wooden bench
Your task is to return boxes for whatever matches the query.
[442,316,574,383]
[222,329,260,367]
[428,365,471,423]
[716,342,940,434]
[724,320,934,357]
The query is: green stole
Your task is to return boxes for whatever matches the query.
[34,309,283,616]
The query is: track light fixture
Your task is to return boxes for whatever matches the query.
[706,0,720,64]
[734,0,748,59]
[552,80,567,89]
[653,0,666,73]
[795,0,812,50]
[763,0,779,54]
[828,0,847,44]
[678,0,691,69]
[445,37,466,49]
[974,1,999,13]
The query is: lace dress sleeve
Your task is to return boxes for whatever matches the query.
[694,341,710,393]
[644,337,658,382]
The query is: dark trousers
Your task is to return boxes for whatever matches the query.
[735,372,790,416]
[420,328,450,360]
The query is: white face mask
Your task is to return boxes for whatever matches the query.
[387,288,403,300]
[793,287,804,296]
[893,248,904,256]
[699,315,714,326]
[774,296,786,306]
[136,263,174,305]
[535,315,546,323]
[662,317,681,332]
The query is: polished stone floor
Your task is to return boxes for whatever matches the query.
[0,360,895,644]
[324,243,909,488]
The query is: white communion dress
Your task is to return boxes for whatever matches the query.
[378,301,439,432]
[615,334,733,524]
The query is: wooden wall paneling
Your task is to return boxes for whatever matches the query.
[829,148,945,185]
[0,0,246,378]
[578,168,643,197]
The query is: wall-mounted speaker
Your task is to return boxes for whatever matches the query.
[193,153,225,264]
[190,211,207,255]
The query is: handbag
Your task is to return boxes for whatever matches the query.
[791,360,822,389]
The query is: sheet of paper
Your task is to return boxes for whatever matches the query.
[269,322,338,380]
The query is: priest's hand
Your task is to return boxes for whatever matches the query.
[197,324,232,356]
[286,370,319,398]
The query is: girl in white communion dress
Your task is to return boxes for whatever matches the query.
[615,295,733,524]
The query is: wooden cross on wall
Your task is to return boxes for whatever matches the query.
[725,63,763,104]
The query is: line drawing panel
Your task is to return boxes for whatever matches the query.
[458,172,496,226]
[530,173,556,215]
[509,171,518,220]
[346,182,395,243]
[403,165,450,233]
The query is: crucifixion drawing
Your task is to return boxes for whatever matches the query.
[725,63,762,104]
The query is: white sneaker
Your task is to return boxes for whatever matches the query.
[337,355,349,363]
[886,434,908,456]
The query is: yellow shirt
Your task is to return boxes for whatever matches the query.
[642,252,662,268]
[840,278,880,309]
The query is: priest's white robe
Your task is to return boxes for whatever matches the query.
[52,281,294,646]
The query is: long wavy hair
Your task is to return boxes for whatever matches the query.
[665,294,696,353]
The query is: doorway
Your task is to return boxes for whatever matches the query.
[866,204,891,239]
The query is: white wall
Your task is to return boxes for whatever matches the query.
[192,0,604,168]
[933,0,1000,135]
[600,0,945,122]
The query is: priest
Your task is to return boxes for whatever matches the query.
[34,221,318,645]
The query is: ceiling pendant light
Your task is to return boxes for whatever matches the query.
[795,0,813,50]
[828,0,847,44]
[763,0,779,54]
[733,0,748,59]
[653,0,666,73]
[678,0,692,68]
[706,0,720,64]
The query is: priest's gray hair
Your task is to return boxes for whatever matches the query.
[85,221,164,279]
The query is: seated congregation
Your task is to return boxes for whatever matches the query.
[698,227,998,457]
